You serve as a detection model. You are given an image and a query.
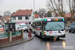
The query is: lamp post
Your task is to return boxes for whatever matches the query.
[34,0,35,11]
[33,0,35,20]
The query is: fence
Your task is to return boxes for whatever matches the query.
[0,30,23,45]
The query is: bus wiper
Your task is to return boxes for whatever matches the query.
[58,24,62,28]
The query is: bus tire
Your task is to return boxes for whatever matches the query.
[33,31,35,34]
[34,31,37,36]
[56,37,60,40]
[40,33,42,38]
[40,33,44,38]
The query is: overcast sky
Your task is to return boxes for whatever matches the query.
[0,0,47,15]
[0,0,69,16]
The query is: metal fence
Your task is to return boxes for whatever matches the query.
[0,30,22,39]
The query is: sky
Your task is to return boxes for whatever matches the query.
[0,0,69,16]
[0,0,47,15]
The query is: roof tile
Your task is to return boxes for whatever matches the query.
[35,14,39,18]
[12,9,32,16]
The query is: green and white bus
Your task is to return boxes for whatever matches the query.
[31,17,66,39]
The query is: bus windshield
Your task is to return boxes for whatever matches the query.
[45,22,64,31]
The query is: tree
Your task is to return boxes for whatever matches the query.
[47,11,52,17]
[68,0,75,23]
[38,8,47,18]
[35,11,38,14]
[47,0,75,23]
[3,11,11,17]
[47,0,64,17]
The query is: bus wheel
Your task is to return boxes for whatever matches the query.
[56,37,60,40]
[40,33,44,38]
[34,31,37,36]
[33,31,35,34]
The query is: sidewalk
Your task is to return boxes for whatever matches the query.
[0,32,35,48]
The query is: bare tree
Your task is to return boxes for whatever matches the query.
[38,8,47,18]
[47,0,75,23]
[3,11,11,17]
[69,0,75,23]
[47,0,64,17]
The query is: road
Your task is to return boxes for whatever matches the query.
[0,31,75,50]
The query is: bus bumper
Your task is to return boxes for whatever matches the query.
[43,34,66,38]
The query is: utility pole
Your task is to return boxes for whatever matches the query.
[33,0,35,20]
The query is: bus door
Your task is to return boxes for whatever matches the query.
[35,22,42,35]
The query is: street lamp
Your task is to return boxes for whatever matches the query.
[33,0,35,20]
[34,0,35,11]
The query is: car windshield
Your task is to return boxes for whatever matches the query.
[19,27,23,29]
[70,24,75,28]
[21,25,26,27]
[45,22,64,31]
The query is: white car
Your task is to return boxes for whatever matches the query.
[18,23,28,32]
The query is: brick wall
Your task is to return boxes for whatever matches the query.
[12,35,22,41]
[0,35,22,45]
[0,38,9,44]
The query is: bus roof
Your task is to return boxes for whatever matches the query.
[33,18,46,22]
[33,17,64,22]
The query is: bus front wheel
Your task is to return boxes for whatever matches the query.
[40,33,44,38]
[34,31,37,36]
[56,37,60,40]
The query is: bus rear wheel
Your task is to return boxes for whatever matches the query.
[34,31,37,36]
[56,37,60,40]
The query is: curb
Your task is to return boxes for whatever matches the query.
[0,36,35,48]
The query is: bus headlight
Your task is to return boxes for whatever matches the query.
[44,31,46,34]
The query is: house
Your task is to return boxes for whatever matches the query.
[0,17,2,25]
[35,14,39,19]
[11,9,34,24]
[63,13,75,26]
[0,16,11,28]
[0,16,11,24]
[3,16,11,23]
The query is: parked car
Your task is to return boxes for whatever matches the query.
[18,23,28,32]
[69,22,75,33]
[0,25,4,32]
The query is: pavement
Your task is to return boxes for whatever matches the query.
[0,31,35,48]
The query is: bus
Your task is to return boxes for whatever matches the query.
[31,17,66,39]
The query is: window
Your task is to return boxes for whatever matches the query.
[18,16,22,20]
[25,16,29,20]
[45,22,64,31]
[36,22,41,26]
[13,17,16,20]
[36,22,41,28]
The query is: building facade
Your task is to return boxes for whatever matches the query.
[11,9,34,24]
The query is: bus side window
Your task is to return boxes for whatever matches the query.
[33,23,36,27]
[36,22,42,29]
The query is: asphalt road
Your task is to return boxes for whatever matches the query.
[0,31,75,50]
